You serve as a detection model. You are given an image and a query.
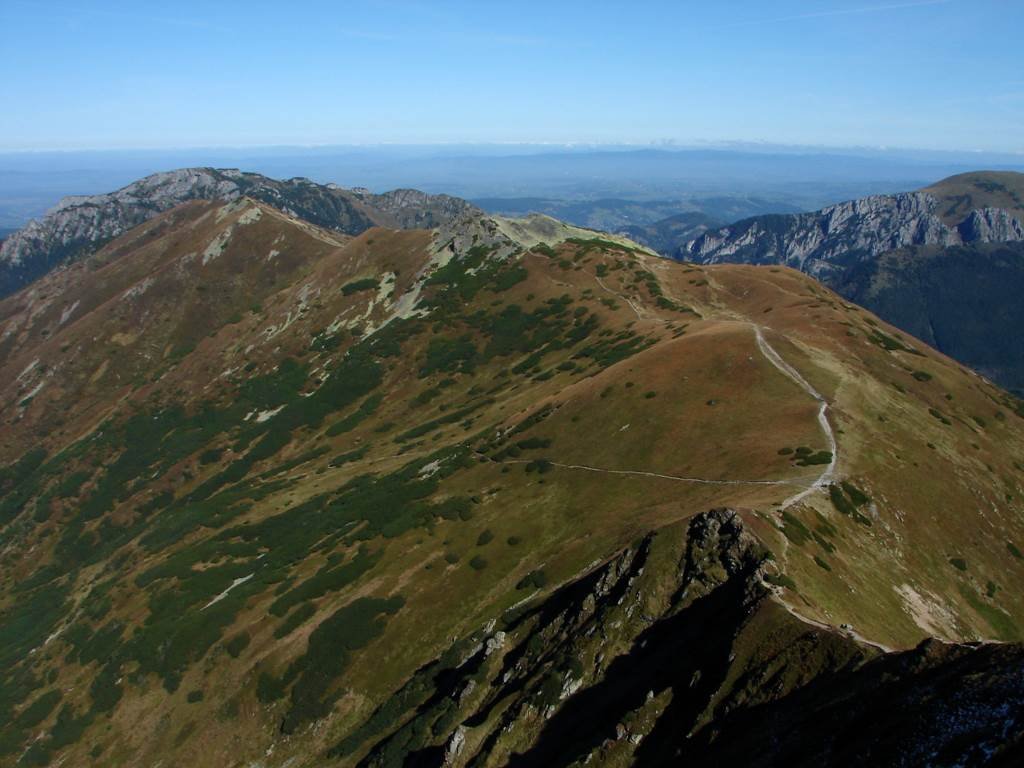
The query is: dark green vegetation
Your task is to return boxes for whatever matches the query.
[515,569,548,590]
[842,241,1024,395]
[341,278,380,295]
[765,572,798,591]
[865,327,923,356]
[828,483,873,526]
[780,446,834,468]
[0,221,684,765]
[275,597,404,734]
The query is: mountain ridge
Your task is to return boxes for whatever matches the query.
[2,184,1024,766]
[680,171,1024,393]
[0,167,481,298]
[685,187,1024,279]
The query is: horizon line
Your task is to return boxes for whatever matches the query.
[0,140,1022,157]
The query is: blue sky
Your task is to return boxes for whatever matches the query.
[2,0,1021,151]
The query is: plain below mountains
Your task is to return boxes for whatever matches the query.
[472,195,802,245]
[680,171,1024,394]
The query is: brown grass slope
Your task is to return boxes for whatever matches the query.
[923,170,1024,225]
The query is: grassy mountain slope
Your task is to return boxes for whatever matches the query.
[923,170,1024,225]
[1,200,1023,766]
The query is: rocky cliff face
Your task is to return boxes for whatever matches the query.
[337,510,1024,767]
[685,191,1024,281]
[351,187,479,231]
[0,168,480,297]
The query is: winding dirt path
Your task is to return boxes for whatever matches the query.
[776,597,895,653]
[531,267,840,495]
[486,455,814,489]
[746,327,896,649]
[595,274,647,320]
[751,325,838,509]
[591,262,893,649]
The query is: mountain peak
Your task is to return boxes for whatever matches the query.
[0,169,482,299]
[922,169,1024,225]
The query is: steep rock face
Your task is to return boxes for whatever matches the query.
[335,510,1024,767]
[0,168,480,297]
[683,638,1024,768]
[351,187,479,230]
[957,206,1024,242]
[685,191,1024,281]
[333,509,781,767]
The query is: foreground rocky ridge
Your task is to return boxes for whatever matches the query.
[344,509,1023,767]
[0,167,480,297]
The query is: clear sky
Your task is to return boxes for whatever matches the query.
[2,0,1021,152]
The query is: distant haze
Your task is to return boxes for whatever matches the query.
[1,144,1023,229]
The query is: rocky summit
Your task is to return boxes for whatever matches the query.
[1,176,1023,767]
[0,168,480,299]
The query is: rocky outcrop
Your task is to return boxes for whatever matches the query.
[684,191,1024,281]
[0,168,480,297]
[328,509,1024,767]
[352,187,478,231]
[957,206,1024,242]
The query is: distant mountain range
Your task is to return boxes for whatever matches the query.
[685,172,1024,277]
[0,168,479,298]
[681,171,1024,393]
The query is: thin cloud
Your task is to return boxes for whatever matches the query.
[711,0,956,30]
